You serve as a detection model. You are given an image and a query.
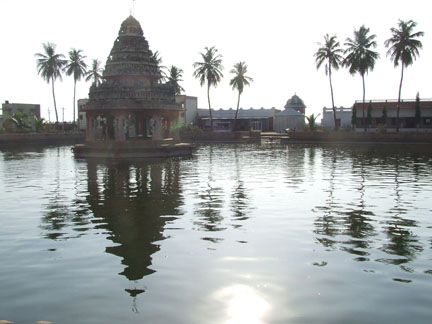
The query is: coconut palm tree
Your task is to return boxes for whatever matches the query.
[343,25,379,132]
[193,46,224,131]
[314,34,344,131]
[167,65,185,95]
[35,42,66,124]
[229,62,253,131]
[65,49,87,127]
[384,19,424,132]
[85,59,104,86]
[152,50,167,81]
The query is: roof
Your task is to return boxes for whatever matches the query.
[119,15,143,36]
[285,94,306,109]
[198,108,277,119]
[276,108,304,116]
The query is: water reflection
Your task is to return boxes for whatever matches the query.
[194,146,226,236]
[312,145,429,270]
[85,160,182,285]
[40,157,183,298]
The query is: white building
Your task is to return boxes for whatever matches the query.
[274,94,306,132]
[175,95,197,125]
[321,106,353,129]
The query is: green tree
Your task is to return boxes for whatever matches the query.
[343,26,379,132]
[167,65,184,95]
[193,46,224,131]
[305,113,321,131]
[229,62,253,131]
[34,116,46,132]
[314,34,344,131]
[85,59,104,86]
[385,20,424,132]
[65,49,87,127]
[35,42,66,124]
[11,112,31,131]
[415,92,421,128]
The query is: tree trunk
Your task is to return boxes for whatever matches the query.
[52,77,59,124]
[362,74,366,132]
[233,91,241,131]
[207,83,213,131]
[396,65,404,132]
[329,65,338,131]
[73,79,76,128]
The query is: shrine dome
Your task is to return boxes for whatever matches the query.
[119,15,143,36]
[284,94,306,110]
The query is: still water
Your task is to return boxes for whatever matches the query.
[0,143,431,323]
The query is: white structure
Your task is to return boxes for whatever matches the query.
[1,101,41,130]
[77,99,89,131]
[321,106,353,129]
[274,94,306,132]
[175,95,197,125]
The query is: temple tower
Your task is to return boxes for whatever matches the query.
[83,15,181,142]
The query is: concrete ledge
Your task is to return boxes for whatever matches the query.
[282,131,432,144]
[0,133,85,146]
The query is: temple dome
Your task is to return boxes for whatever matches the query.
[119,15,143,36]
[285,94,306,110]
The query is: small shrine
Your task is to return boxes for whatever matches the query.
[74,15,192,159]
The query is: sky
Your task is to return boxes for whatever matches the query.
[1,0,431,122]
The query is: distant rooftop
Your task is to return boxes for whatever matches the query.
[198,107,278,119]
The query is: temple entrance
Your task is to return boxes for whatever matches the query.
[107,116,115,140]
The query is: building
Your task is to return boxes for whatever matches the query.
[273,94,306,131]
[353,99,432,131]
[321,106,353,129]
[0,101,41,130]
[82,15,182,141]
[197,107,277,131]
[175,95,197,125]
[77,99,88,131]
[74,15,192,158]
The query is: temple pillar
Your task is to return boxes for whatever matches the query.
[86,114,96,142]
[152,116,164,140]
[114,113,128,141]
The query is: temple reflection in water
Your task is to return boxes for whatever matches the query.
[85,159,182,292]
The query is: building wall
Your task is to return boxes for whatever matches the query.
[1,101,41,131]
[274,115,305,132]
[322,107,353,129]
[77,99,89,131]
[1,101,40,119]
[176,95,197,125]
[353,100,432,130]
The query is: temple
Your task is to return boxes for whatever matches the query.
[74,15,192,158]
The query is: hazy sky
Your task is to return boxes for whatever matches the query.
[1,0,431,121]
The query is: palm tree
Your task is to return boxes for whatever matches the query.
[65,49,87,127]
[343,25,379,132]
[85,59,104,86]
[152,50,167,81]
[305,113,321,131]
[229,62,253,131]
[384,19,424,132]
[193,46,224,131]
[167,65,185,95]
[314,34,344,131]
[35,42,66,124]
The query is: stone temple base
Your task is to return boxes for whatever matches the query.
[73,139,193,160]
